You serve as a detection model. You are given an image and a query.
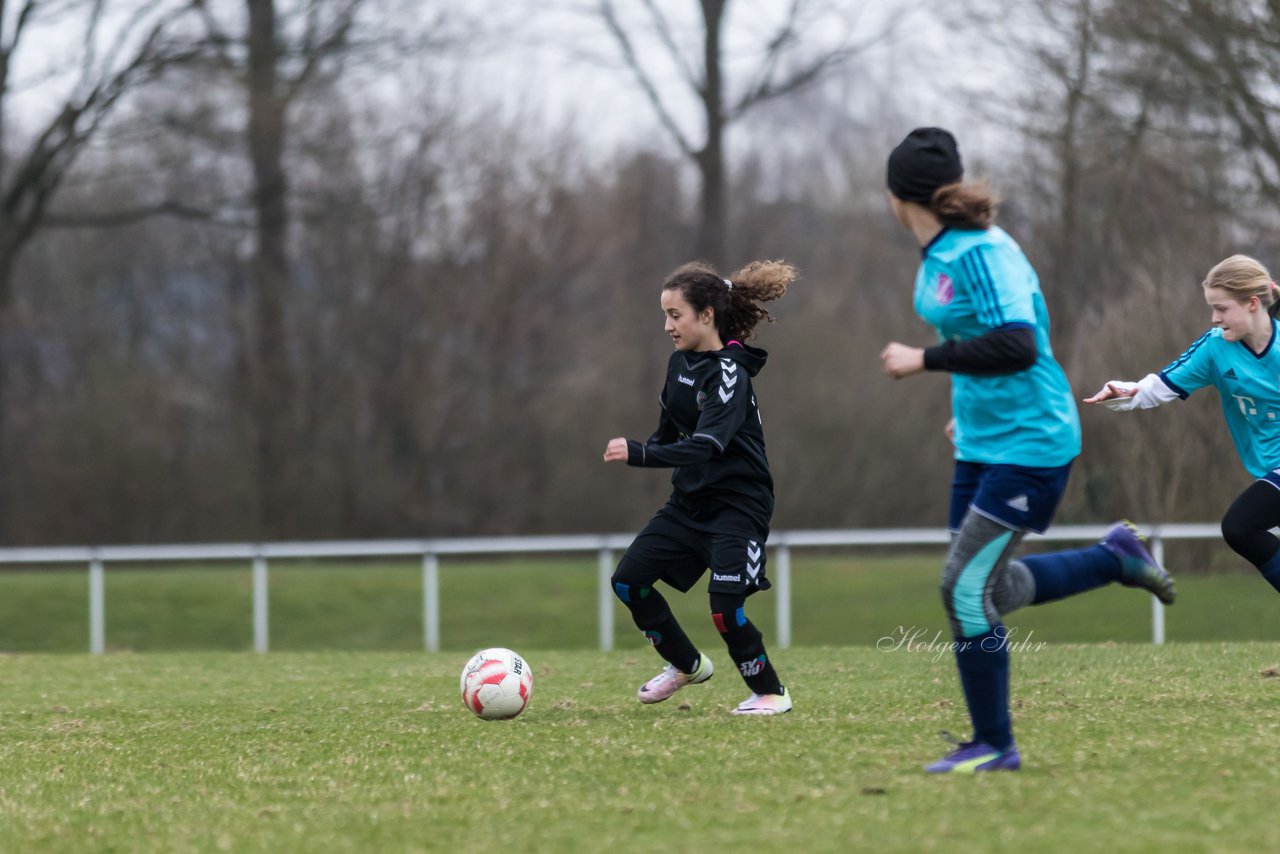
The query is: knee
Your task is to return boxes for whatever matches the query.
[708,594,752,636]
[940,559,989,630]
[1221,510,1251,553]
[939,566,961,619]
[611,557,650,604]
[710,604,747,636]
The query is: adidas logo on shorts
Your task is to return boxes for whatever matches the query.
[1005,494,1030,512]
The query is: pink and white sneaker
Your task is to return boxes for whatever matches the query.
[637,654,714,704]
[731,687,792,715]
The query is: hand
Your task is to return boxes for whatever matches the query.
[603,437,630,462]
[944,417,955,444]
[1083,382,1138,405]
[880,342,925,378]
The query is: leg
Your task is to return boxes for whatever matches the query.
[706,534,791,714]
[613,553,699,672]
[1003,521,1175,608]
[938,463,1020,756]
[1222,479,1280,592]
[939,509,1023,755]
[611,514,706,675]
[710,590,782,695]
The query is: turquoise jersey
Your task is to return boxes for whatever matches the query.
[913,227,1082,467]
[1160,321,1280,477]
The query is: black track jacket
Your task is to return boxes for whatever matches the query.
[625,342,773,538]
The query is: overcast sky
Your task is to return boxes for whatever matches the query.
[5,0,1020,175]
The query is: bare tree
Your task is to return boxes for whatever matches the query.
[1103,0,1280,203]
[0,0,203,300]
[594,0,903,266]
[0,0,197,538]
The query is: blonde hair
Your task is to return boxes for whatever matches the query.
[1203,254,1279,316]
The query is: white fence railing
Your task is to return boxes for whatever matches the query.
[0,523,1223,654]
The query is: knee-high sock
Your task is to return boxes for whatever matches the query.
[954,626,1013,751]
[1019,545,1121,605]
[710,593,782,695]
[613,581,699,673]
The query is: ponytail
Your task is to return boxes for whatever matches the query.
[662,260,798,342]
[931,181,997,230]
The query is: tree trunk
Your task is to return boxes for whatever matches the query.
[246,0,294,537]
[695,0,727,267]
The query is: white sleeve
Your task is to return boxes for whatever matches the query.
[1097,373,1180,411]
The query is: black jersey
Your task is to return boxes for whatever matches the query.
[625,342,773,538]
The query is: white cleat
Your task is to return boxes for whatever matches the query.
[637,654,714,704]
[731,687,792,715]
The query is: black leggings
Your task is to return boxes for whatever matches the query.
[1221,480,1280,568]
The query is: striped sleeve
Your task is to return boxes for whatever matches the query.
[957,245,1035,330]
[1159,331,1215,398]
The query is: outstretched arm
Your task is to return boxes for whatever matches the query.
[1084,374,1179,410]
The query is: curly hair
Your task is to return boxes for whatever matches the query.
[661,259,797,342]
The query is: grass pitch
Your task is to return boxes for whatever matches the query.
[3,643,1279,852]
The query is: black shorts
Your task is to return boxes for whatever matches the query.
[621,507,770,596]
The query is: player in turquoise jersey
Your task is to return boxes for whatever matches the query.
[879,128,1176,774]
[1088,255,1280,594]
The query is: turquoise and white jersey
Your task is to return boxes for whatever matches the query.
[1160,321,1280,477]
[913,227,1081,467]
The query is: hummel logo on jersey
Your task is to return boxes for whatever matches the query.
[1223,368,1237,380]
[678,374,695,386]
[1006,495,1030,512]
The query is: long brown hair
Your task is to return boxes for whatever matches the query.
[931,181,998,229]
[662,260,798,342]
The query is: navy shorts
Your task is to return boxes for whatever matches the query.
[619,508,770,596]
[948,460,1073,534]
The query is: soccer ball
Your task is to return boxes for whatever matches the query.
[460,647,533,720]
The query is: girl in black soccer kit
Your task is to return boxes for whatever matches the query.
[603,260,796,715]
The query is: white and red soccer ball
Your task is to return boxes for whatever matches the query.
[460,647,533,720]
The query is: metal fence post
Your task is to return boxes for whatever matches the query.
[1151,534,1166,645]
[89,552,105,655]
[253,552,269,653]
[776,544,792,650]
[598,548,614,651]
[423,553,439,652]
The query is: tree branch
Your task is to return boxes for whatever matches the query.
[282,0,363,105]
[598,0,694,156]
[43,199,248,229]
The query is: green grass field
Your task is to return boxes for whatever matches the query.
[3,644,1280,852]
[3,552,1280,850]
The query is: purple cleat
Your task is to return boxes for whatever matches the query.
[1102,520,1176,605]
[925,735,1021,774]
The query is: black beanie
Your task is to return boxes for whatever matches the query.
[886,127,963,204]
